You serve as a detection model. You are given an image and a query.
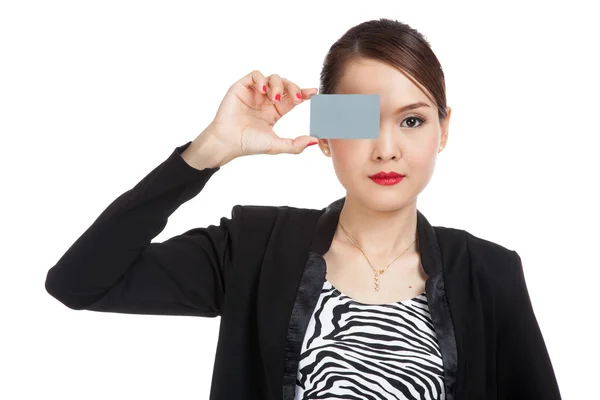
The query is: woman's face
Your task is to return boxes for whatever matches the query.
[319,58,451,212]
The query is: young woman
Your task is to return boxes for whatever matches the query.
[45,18,561,400]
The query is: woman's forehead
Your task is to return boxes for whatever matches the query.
[336,60,433,109]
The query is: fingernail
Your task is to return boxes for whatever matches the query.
[262,85,267,93]
[296,93,302,99]
[307,141,318,147]
[275,93,281,101]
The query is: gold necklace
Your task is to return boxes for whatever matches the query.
[338,220,417,291]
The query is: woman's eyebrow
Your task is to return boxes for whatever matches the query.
[394,101,431,113]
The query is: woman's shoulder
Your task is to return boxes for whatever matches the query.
[433,225,521,289]
[434,225,517,259]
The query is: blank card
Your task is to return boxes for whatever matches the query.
[309,94,380,139]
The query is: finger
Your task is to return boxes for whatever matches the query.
[272,78,305,116]
[300,87,319,100]
[265,74,284,102]
[237,70,268,94]
[282,78,304,104]
[269,134,319,155]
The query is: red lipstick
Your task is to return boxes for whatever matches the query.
[368,171,405,186]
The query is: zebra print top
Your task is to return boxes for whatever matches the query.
[294,279,446,400]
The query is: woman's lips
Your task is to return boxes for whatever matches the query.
[369,175,405,185]
[368,171,405,186]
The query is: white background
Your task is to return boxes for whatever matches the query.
[2,1,598,398]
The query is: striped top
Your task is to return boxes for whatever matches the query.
[294,279,446,400]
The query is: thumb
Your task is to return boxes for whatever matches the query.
[270,135,319,155]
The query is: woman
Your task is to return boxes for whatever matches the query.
[45,18,561,400]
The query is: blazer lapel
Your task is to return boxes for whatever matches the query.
[257,197,458,400]
[256,205,323,400]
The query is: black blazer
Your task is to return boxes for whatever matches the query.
[45,141,562,400]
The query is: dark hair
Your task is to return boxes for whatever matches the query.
[319,18,448,124]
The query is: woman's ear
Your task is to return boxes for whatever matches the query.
[440,106,451,149]
[319,139,331,156]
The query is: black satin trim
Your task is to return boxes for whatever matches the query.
[418,210,458,400]
[282,199,341,400]
[281,252,326,400]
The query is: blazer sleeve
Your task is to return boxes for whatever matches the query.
[44,141,242,318]
[496,250,562,399]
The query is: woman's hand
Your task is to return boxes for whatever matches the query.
[207,70,319,158]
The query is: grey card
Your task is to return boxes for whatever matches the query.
[310,94,380,139]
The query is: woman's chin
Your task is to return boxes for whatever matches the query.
[356,191,415,212]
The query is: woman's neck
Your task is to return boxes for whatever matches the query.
[336,195,418,258]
